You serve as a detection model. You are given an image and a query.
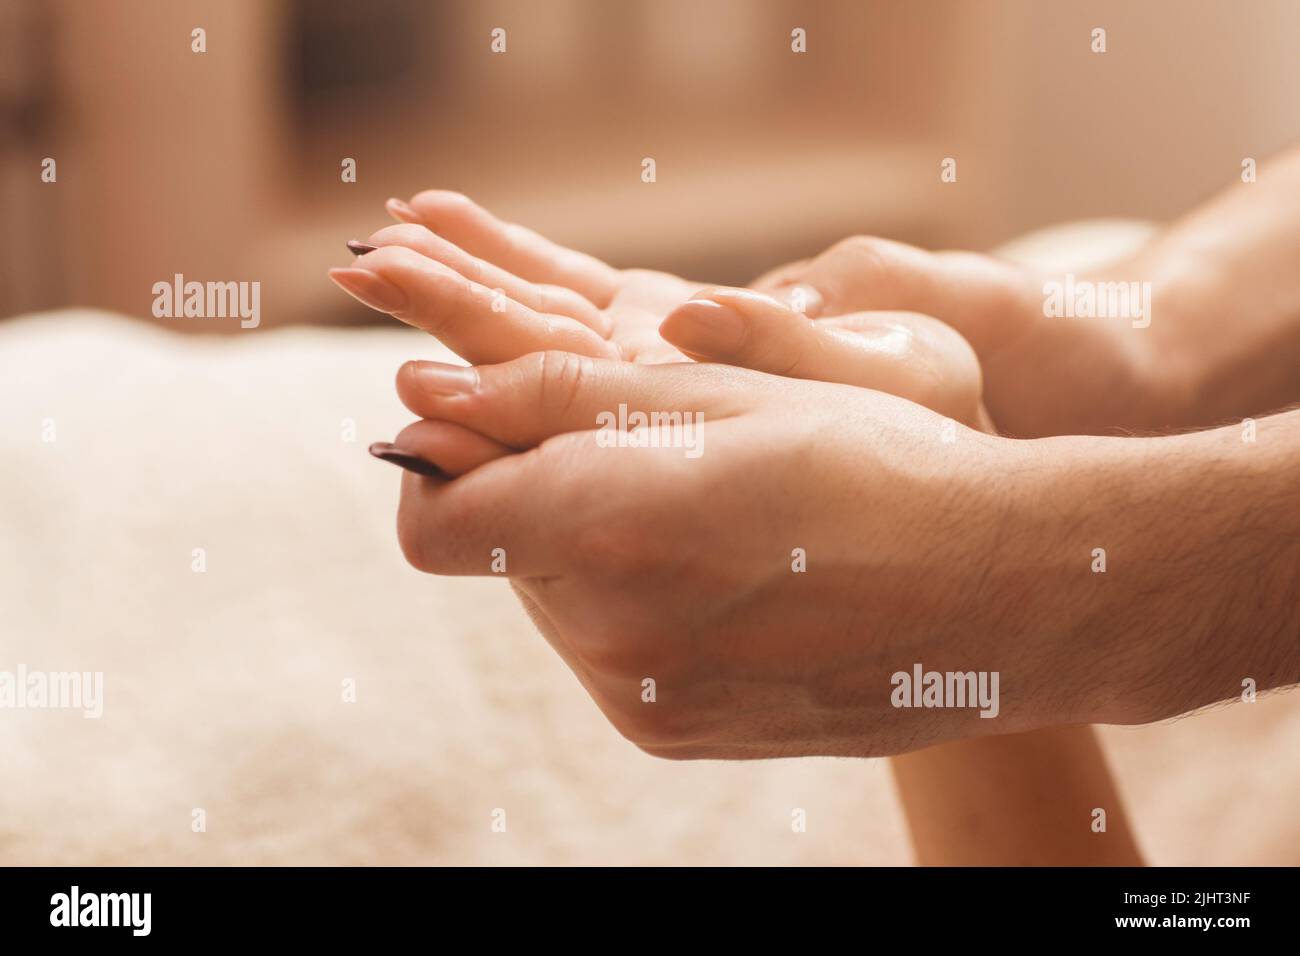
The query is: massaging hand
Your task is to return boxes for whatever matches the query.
[369,278,1000,762]
[376,281,990,476]
[750,147,1300,437]
[387,352,1028,758]
[380,351,1300,758]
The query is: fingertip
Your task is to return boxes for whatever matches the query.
[396,359,421,390]
[688,286,802,320]
[385,197,421,224]
[329,265,408,314]
[405,190,480,229]
[408,189,474,210]
[659,299,747,355]
[393,418,514,477]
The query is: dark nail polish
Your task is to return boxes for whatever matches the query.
[347,240,378,256]
[368,442,447,478]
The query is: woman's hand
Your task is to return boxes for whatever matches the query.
[330,190,698,364]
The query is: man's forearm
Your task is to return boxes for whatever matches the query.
[1019,409,1300,725]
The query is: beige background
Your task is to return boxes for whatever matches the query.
[2,0,1299,323]
[0,1,1296,865]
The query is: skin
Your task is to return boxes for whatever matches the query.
[749,149,1300,437]
[381,353,1300,759]
[891,725,1144,865]
[329,190,1001,403]
[337,146,1300,438]
[328,160,1300,857]
[374,286,1141,863]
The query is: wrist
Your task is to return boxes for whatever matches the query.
[1120,239,1300,427]
[982,263,1167,436]
[1008,419,1300,725]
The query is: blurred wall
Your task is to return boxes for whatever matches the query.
[1,0,1297,327]
[995,0,1300,229]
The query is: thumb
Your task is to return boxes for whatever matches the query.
[753,237,1039,358]
[394,350,762,450]
[660,288,985,425]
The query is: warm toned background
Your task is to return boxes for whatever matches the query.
[1,1,1298,866]
[2,0,1299,325]
[4,303,1298,865]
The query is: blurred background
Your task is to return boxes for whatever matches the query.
[3,0,1300,869]
[2,0,1298,328]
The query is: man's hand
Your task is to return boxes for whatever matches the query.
[382,353,1300,757]
[658,286,991,428]
[749,147,1300,437]
[748,234,1168,437]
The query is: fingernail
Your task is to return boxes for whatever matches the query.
[385,197,420,224]
[410,361,478,395]
[368,442,448,479]
[663,300,747,353]
[346,239,378,256]
[329,267,407,314]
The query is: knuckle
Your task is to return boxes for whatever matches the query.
[534,349,596,418]
[535,283,586,317]
[393,256,467,332]
[818,235,910,306]
[829,234,891,274]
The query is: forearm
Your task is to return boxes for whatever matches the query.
[1116,146,1300,424]
[890,727,1144,866]
[1013,409,1300,725]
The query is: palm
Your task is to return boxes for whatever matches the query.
[599,270,705,364]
